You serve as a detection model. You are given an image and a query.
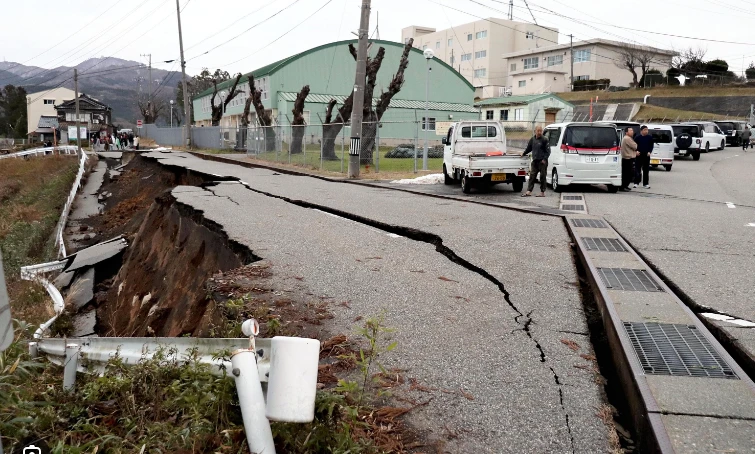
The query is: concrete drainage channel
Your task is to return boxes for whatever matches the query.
[187,153,755,451]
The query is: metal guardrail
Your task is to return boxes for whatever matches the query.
[0,145,79,160]
[55,151,89,258]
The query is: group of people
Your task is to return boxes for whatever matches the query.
[620,126,653,192]
[94,132,139,151]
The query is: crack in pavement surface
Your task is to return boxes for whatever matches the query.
[142,151,611,451]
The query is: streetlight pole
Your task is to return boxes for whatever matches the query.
[423,49,434,171]
[176,0,191,147]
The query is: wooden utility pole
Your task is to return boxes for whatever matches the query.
[176,0,191,147]
[74,68,82,155]
[347,0,371,179]
[141,53,152,121]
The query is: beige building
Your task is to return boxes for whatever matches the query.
[401,19,558,99]
[26,87,75,138]
[503,39,675,96]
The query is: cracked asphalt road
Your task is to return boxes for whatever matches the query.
[144,151,610,452]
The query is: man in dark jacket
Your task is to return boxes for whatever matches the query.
[520,126,550,197]
[633,125,654,189]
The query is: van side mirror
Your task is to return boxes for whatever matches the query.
[441,137,448,145]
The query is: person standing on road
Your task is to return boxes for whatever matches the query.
[134,135,140,151]
[741,126,751,152]
[633,125,653,189]
[520,125,550,197]
[621,128,638,192]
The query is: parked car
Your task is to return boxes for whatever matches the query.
[713,121,748,146]
[644,124,675,171]
[670,124,702,161]
[442,121,529,194]
[683,122,726,152]
[542,122,622,193]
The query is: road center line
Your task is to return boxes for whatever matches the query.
[727,202,736,209]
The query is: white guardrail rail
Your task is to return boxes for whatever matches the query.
[0,145,79,160]
[55,150,88,258]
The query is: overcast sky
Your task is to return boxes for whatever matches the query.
[4,0,755,77]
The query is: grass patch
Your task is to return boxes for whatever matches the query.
[633,104,727,122]
[0,155,79,326]
[557,86,755,103]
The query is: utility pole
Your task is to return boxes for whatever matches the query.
[176,0,191,147]
[74,68,82,155]
[508,0,513,20]
[347,0,371,179]
[141,53,152,121]
[569,34,574,92]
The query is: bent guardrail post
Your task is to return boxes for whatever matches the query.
[63,343,80,391]
[0,252,12,454]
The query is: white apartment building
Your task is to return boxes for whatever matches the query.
[401,18,558,99]
[26,87,75,137]
[503,39,675,96]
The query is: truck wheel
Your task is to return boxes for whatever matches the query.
[461,175,472,194]
[664,164,672,172]
[692,151,701,161]
[512,179,524,193]
[552,169,563,193]
[443,164,454,185]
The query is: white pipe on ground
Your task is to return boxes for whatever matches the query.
[232,349,275,454]
[266,336,320,422]
[644,95,651,104]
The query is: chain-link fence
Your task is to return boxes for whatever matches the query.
[142,120,540,175]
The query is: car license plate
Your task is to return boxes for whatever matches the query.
[491,173,507,182]
[585,157,600,163]
[650,159,660,164]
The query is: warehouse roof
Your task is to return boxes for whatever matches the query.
[194,39,474,99]
[279,92,479,113]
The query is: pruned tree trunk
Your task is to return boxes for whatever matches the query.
[360,38,413,163]
[249,75,276,151]
[290,85,310,155]
[210,73,242,126]
[322,99,345,160]
[358,47,385,164]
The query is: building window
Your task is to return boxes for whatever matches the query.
[475,50,487,59]
[573,75,590,81]
[547,55,563,66]
[510,63,517,71]
[461,53,472,62]
[474,68,487,77]
[486,110,494,120]
[500,110,509,121]
[448,38,453,46]
[421,117,436,131]
[43,99,55,105]
[436,41,440,49]
[574,49,591,62]
[65,113,89,122]
[518,80,526,87]
[467,33,473,41]
[476,30,487,39]
[515,108,524,121]
[526,31,535,39]
[523,57,539,70]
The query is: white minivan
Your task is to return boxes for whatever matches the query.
[644,124,675,171]
[542,122,622,193]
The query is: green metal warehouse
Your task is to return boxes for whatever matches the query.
[191,39,479,144]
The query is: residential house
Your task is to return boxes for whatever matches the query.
[401,18,558,99]
[55,94,113,142]
[475,94,574,127]
[502,39,674,95]
[26,87,75,141]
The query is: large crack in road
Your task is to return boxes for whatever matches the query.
[205,180,578,453]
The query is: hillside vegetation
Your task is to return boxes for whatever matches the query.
[558,86,755,102]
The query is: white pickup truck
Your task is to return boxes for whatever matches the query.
[441,121,529,194]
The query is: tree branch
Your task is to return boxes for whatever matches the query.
[375,38,413,119]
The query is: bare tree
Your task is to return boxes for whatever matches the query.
[672,46,707,71]
[210,73,242,126]
[248,75,276,151]
[289,85,310,154]
[138,96,167,124]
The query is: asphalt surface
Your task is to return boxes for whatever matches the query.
[143,151,611,452]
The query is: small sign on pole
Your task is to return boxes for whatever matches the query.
[137,120,143,129]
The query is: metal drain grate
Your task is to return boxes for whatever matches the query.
[563,195,583,200]
[624,322,738,379]
[597,268,664,292]
[583,237,627,252]
[562,204,585,211]
[571,218,606,228]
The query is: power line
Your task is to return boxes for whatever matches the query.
[219,0,335,68]
[183,1,274,53]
